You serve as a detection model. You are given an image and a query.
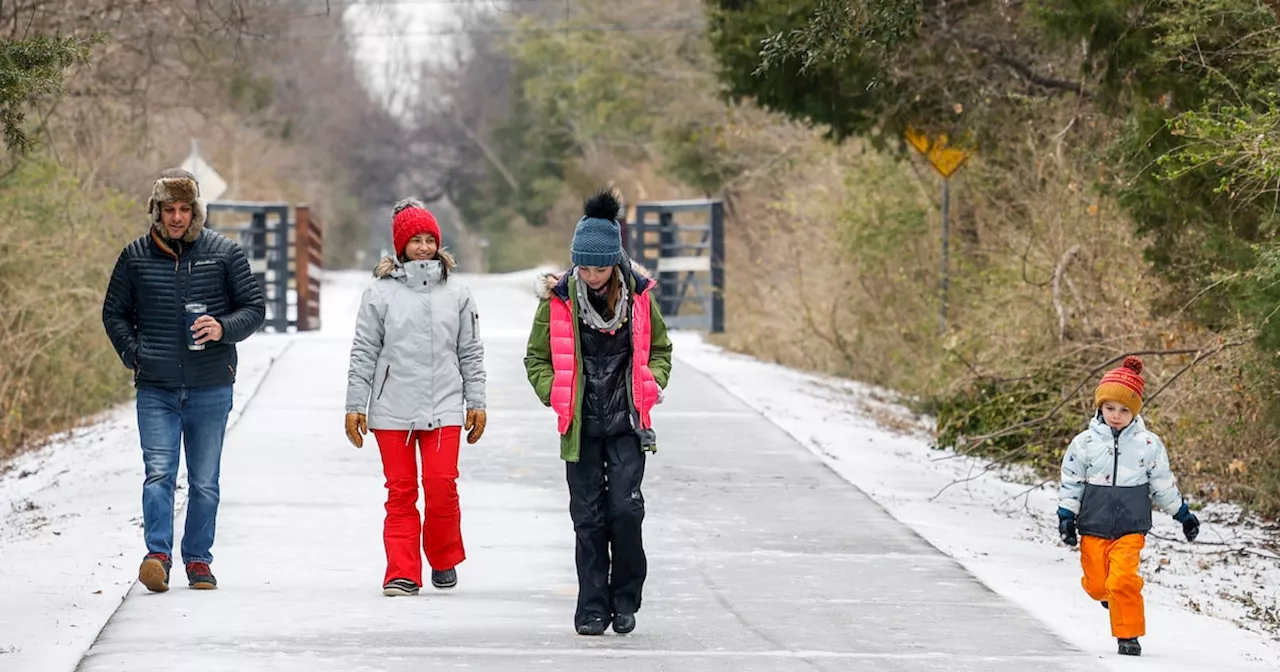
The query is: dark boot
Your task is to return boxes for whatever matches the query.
[1101,600,1109,610]
[612,613,636,634]
[576,617,607,636]
[431,568,457,589]
[1117,638,1141,656]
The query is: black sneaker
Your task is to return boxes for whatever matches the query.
[431,568,457,590]
[1117,638,1141,656]
[612,613,636,634]
[576,618,607,636]
[138,553,172,593]
[185,562,217,590]
[383,578,420,596]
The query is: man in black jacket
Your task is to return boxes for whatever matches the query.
[102,168,265,593]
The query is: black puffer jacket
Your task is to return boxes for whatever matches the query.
[102,229,265,389]
[579,292,634,438]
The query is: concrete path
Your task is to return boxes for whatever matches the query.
[76,272,1100,672]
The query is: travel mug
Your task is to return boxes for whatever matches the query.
[184,302,208,351]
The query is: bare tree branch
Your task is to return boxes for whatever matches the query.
[1052,245,1081,342]
[451,108,520,192]
[939,345,1235,461]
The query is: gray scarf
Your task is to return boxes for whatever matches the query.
[574,267,629,334]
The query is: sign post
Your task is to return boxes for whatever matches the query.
[904,127,973,335]
[181,139,228,203]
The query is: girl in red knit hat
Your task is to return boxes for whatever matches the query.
[1056,356,1200,657]
[343,198,487,596]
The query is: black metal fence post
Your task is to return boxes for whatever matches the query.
[710,200,725,334]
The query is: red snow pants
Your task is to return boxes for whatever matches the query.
[372,427,465,586]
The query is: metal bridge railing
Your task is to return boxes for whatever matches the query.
[629,199,724,334]
[205,201,323,333]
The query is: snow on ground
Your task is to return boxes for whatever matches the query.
[669,332,1280,671]
[3,265,1277,671]
[0,332,293,670]
[0,267,533,671]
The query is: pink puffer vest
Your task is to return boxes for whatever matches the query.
[548,283,659,434]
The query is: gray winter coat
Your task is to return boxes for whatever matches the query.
[345,256,486,431]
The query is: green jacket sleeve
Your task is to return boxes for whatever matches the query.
[648,298,673,389]
[524,299,554,406]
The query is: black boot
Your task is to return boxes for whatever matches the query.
[431,568,457,590]
[576,617,607,636]
[1101,600,1109,610]
[612,613,636,634]
[1117,638,1141,656]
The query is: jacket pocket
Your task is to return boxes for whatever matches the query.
[376,365,391,400]
[133,336,146,372]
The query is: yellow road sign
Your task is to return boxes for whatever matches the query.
[904,126,973,179]
[904,126,932,155]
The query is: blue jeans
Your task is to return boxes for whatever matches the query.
[136,385,234,564]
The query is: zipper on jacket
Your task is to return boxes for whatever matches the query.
[377,365,390,400]
[1110,433,1122,536]
[1112,435,1120,486]
[175,252,187,387]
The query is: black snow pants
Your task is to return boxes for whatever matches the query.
[565,432,647,628]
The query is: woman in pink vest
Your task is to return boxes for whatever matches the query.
[524,190,674,636]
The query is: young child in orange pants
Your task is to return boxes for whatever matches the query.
[1056,356,1200,657]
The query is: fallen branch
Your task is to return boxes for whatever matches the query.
[929,446,1034,501]
[932,340,1250,506]
[1146,532,1280,560]
[927,20,1092,98]
[1001,477,1055,507]
[1145,339,1248,406]
[944,347,1212,460]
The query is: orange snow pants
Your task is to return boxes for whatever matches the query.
[1080,534,1145,639]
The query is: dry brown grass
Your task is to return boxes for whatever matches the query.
[688,102,1280,517]
[0,1,372,459]
[0,158,139,459]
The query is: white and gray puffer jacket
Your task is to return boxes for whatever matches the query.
[345,256,485,432]
[1058,415,1184,539]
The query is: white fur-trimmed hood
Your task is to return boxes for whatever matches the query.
[374,250,458,279]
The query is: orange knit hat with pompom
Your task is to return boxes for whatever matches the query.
[1095,356,1146,416]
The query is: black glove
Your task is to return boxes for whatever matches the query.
[1057,507,1078,547]
[1174,502,1200,542]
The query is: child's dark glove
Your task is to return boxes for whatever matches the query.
[1174,501,1200,542]
[1057,507,1078,547]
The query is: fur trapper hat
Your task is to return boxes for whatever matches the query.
[147,168,206,243]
